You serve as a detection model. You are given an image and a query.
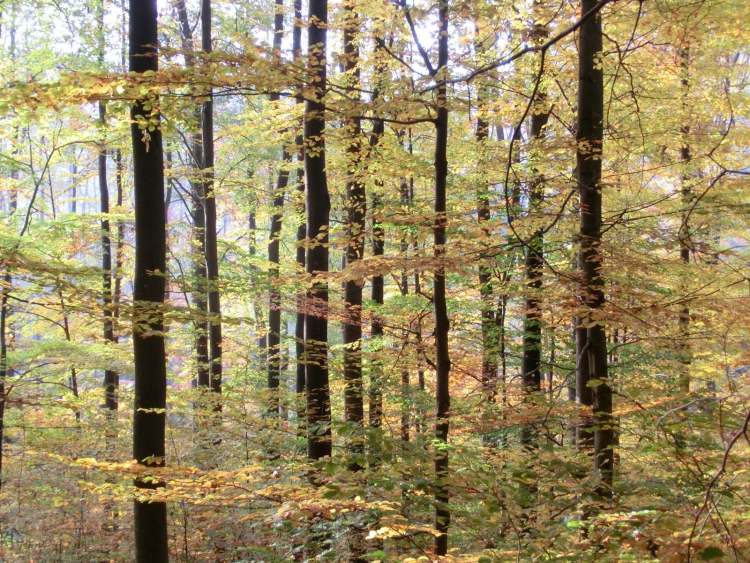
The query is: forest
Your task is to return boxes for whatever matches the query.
[0,0,748,560]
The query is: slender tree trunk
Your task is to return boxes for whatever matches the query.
[433,2,451,555]
[368,30,386,463]
[130,1,168,558]
[678,44,691,394]
[520,59,550,449]
[267,0,290,416]
[342,0,365,469]
[293,0,306,430]
[114,149,124,327]
[399,176,410,444]
[99,115,117,411]
[414,260,426,435]
[305,0,332,460]
[474,42,497,441]
[202,0,222,402]
[0,256,11,490]
[99,9,117,410]
[175,0,210,390]
[577,0,612,497]
[249,210,267,369]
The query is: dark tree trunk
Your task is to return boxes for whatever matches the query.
[267,0,290,416]
[100,102,118,412]
[202,0,222,401]
[368,31,386,460]
[520,91,549,449]
[474,46,497,441]
[576,0,612,497]
[130,0,168,558]
[114,149,124,326]
[678,44,691,394]
[304,0,332,460]
[433,1,451,555]
[249,210,267,369]
[399,175,410,444]
[414,264,426,435]
[98,1,117,413]
[192,141,209,390]
[175,0,210,390]
[293,0,306,429]
[342,0,365,469]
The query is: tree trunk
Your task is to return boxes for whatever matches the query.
[97,0,117,414]
[433,1,451,555]
[202,0,222,402]
[576,0,612,497]
[399,176,410,444]
[130,0,168,558]
[175,0,210,391]
[114,149,124,332]
[342,0,365,469]
[305,0,332,460]
[520,46,550,449]
[678,44,691,394]
[474,37,497,441]
[368,28,386,463]
[293,0,306,429]
[267,0,290,416]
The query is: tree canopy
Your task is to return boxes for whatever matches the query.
[0,0,748,560]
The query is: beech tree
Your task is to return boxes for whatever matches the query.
[202,0,222,401]
[0,0,746,560]
[576,0,613,494]
[304,0,332,460]
[130,0,168,558]
[341,0,365,467]
[267,0,289,415]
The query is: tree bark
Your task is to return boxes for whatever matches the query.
[399,174,410,444]
[267,0,290,416]
[576,0,612,497]
[474,31,497,441]
[175,0,210,390]
[367,26,386,464]
[293,0,306,429]
[433,1,451,555]
[342,0,365,469]
[520,19,550,448]
[202,0,222,402]
[305,0,332,459]
[97,0,117,413]
[130,0,168,558]
[678,44,691,394]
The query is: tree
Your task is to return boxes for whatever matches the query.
[576,0,613,496]
[367,17,386,464]
[342,0,365,468]
[677,42,692,394]
[473,22,497,437]
[267,0,290,416]
[520,13,550,450]
[432,1,451,554]
[130,0,168,558]
[175,0,210,391]
[293,0,306,428]
[98,0,117,414]
[202,0,222,402]
[304,0,332,460]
